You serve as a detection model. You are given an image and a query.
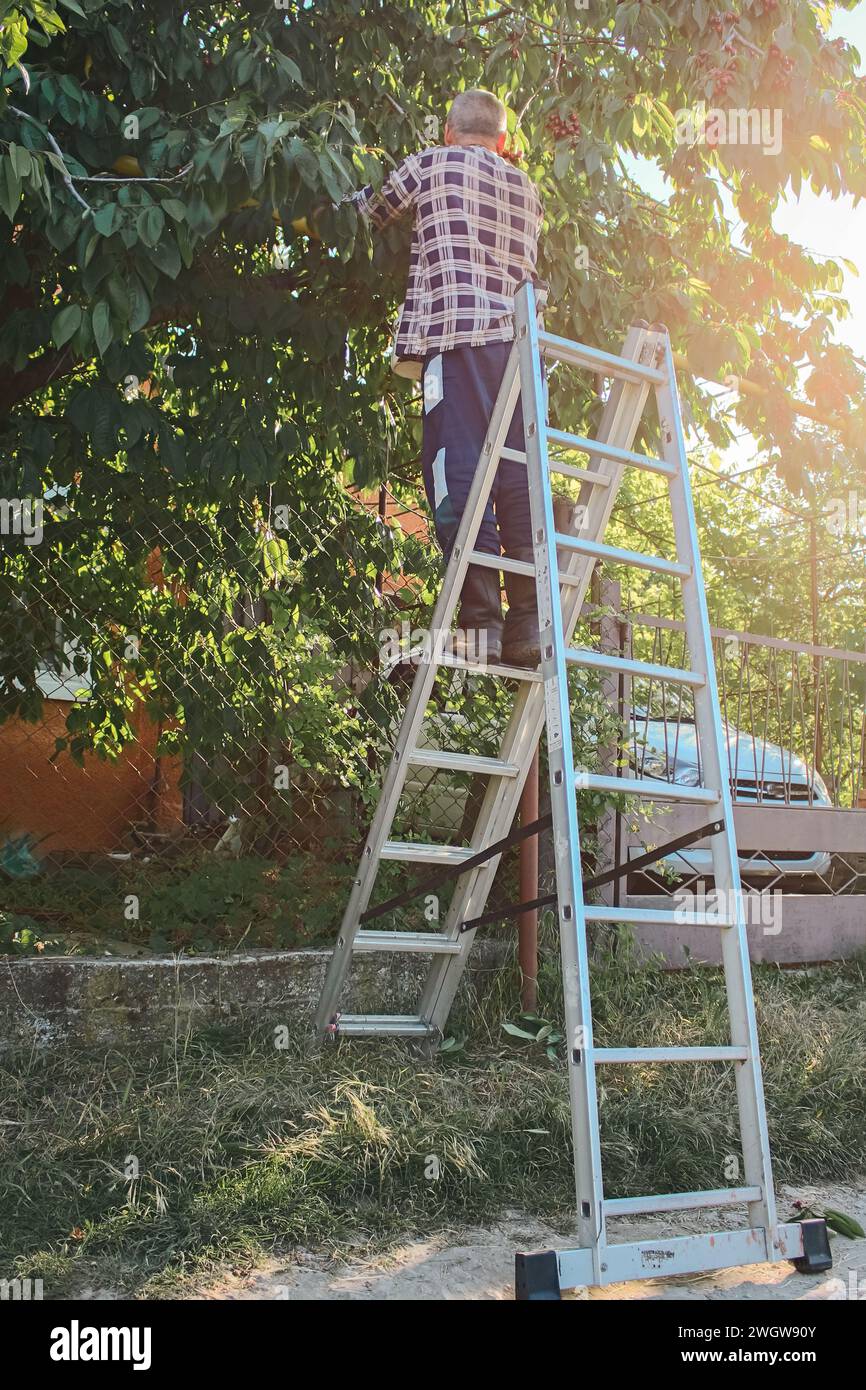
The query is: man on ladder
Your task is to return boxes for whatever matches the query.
[347,89,545,668]
[314,96,834,1298]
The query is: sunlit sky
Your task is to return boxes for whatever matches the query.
[627,5,866,365]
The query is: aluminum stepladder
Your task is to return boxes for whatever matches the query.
[316,282,832,1296]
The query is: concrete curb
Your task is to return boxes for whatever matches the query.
[0,944,511,1049]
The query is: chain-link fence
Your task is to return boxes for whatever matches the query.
[1,467,622,959]
[5,451,863,964]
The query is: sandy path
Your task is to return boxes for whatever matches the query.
[194,1181,865,1301]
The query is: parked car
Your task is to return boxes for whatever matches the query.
[629,714,833,879]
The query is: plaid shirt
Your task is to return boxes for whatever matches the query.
[351,144,543,361]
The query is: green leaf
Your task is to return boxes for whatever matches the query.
[150,236,181,279]
[553,145,571,181]
[92,391,118,456]
[137,204,165,247]
[127,272,151,332]
[52,303,83,348]
[0,159,22,221]
[288,137,320,190]
[316,150,343,204]
[502,1022,538,1041]
[275,52,304,87]
[8,143,32,179]
[105,272,130,321]
[92,301,113,357]
[263,536,291,580]
[92,203,118,236]
[824,1209,866,1239]
[235,50,256,86]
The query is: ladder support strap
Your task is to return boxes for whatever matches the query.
[358,813,553,926]
[458,818,725,932]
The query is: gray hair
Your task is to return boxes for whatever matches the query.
[446,89,507,138]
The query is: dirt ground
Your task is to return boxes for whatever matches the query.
[187,1181,865,1301]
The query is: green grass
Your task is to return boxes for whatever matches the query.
[0,842,503,957]
[0,847,355,956]
[1,946,864,1298]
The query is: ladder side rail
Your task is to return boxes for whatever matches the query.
[516,282,607,1279]
[657,336,779,1250]
[314,348,523,1034]
[419,321,657,1036]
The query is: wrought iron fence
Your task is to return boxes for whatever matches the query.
[625,612,866,810]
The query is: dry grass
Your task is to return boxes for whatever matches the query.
[1,946,864,1297]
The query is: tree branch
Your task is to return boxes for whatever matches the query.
[9,106,93,213]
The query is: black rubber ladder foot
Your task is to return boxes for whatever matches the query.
[515,1250,561,1300]
[792,1218,833,1274]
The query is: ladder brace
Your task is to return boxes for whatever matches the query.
[459,817,726,932]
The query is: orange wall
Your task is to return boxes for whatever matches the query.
[0,701,184,854]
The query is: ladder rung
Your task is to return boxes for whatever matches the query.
[332,1014,433,1037]
[549,459,612,487]
[537,329,666,386]
[566,646,705,688]
[382,841,476,865]
[501,444,612,489]
[558,1226,807,1290]
[604,1186,762,1219]
[594,1046,749,1064]
[546,426,674,478]
[584,905,734,929]
[437,652,543,682]
[555,534,690,578]
[407,748,521,777]
[353,931,462,955]
[468,550,581,587]
[581,773,718,804]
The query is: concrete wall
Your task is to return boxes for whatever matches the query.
[0,945,509,1051]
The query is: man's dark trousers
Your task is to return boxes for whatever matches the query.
[420,340,532,559]
[419,340,541,664]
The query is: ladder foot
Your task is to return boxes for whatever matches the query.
[792,1218,833,1274]
[409,1027,442,1061]
[515,1250,561,1301]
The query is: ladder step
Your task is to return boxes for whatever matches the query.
[549,459,612,488]
[332,1014,434,1038]
[407,748,521,777]
[468,549,581,587]
[557,1226,810,1289]
[555,534,690,578]
[537,329,666,386]
[501,444,612,488]
[566,646,705,688]
[381,841,476,865]
[594,1046,749,1064]
[546,426,674,478]
[582,773,718,804]
[604,1186,762,1219]
[354,931,462,955]
[584,905,734,928]
[437,652,543,682]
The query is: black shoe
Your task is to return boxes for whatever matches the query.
[452,562,503,665]
[501,547,540,668]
